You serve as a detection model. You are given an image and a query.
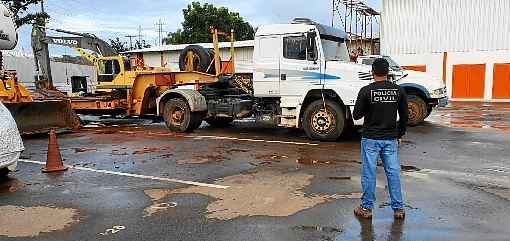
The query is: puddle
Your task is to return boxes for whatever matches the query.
[294,225,342,233]
[133,147,161,155]
[0,205,79,237]
[73,147,97,153]
[177,153,225,164]
[255,153,289,161]
[379,202,418,210]
[401,165,421,172]
[0,179,26,193]
[145,170,361,220]
[296,159,337,165]
[147,131,185,138]
[328,176,352,180]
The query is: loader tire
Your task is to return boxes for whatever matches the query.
[303,100,346,141]
[205,117,233,127]
[407,95,427,126]
[163,98,202,133]
[179,45,211,72]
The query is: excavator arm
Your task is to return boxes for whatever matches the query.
[31,25,119,90]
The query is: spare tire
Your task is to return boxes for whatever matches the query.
[179,45,211,72]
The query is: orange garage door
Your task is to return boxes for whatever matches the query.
[493,63,510,99]
[452,64,486,99]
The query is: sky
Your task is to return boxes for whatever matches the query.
[13,0,381,56]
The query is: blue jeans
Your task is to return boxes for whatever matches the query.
[360,138,404,210]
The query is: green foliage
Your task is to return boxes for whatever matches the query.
[163,2,254,44]
[2,0,49,28]
[134,39,151,49]
[109,37,129,52]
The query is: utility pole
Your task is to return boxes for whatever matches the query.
[138,25,143,45]
[155,19,166,46]
[41,0,45,13]
[125,35,136,50]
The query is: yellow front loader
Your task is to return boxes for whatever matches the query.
[0,71,80,134]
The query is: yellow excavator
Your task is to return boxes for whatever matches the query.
[0,4,78,134]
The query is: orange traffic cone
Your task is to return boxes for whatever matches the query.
[42,129,68,173]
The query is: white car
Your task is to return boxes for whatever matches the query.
[0,101,23,176]
[357,55,448,125]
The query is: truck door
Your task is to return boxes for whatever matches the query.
[253,36,281,96]
[279,31,321,99]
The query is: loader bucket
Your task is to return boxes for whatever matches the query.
[4,100,80,135]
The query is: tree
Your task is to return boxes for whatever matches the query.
[109,37,129,53]
[134,39,151,49]
[163,2,254,44]
[3,0,50,28]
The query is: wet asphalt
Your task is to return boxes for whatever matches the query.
[1,102,510,241]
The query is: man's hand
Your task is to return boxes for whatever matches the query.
[397,138,402,145]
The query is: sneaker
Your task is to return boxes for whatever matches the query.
[354,205,372,219]
[394,209,405,219]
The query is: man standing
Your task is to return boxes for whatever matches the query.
[352,58,408,219]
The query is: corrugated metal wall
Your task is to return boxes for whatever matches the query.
[381,0,510,55]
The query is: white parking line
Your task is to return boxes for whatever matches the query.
[188,135,319,146]
[19,159,229,189]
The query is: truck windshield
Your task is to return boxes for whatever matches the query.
[383,56,402,71]
[362,56,403,71]
[321,36,349,62]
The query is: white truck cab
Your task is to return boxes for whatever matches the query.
[251,18,375,140]
[357,55,448,125]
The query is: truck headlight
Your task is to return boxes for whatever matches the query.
[432,87,447,96]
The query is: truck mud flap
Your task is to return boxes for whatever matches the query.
[4,100,80,135]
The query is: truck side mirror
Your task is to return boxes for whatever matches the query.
[306,31,318,61]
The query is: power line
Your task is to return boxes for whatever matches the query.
[124,35,136,50]
[155,19,166,46]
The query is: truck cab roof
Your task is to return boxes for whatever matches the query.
[256,18,347,41]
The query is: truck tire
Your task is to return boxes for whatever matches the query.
[179,45,211,72]
[205,117,234,127]
[407,95,427,126]
[163,98,202,133]
[303,100,346,141]
[424,106,433,118]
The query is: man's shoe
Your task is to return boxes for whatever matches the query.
[354,205,372,219]
[394,209,405,219]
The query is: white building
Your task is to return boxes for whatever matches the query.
[3,51,97,95]
[127,40,255,73]
[381,0,510,101]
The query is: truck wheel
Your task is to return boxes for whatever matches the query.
[407,95,427,126]
[163,99,202,132]
[179,45,211,72]
[424,106,433,118]
[303,100,345,141]
[205,117,234,127]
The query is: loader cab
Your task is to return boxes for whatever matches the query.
[96,56,128,89]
